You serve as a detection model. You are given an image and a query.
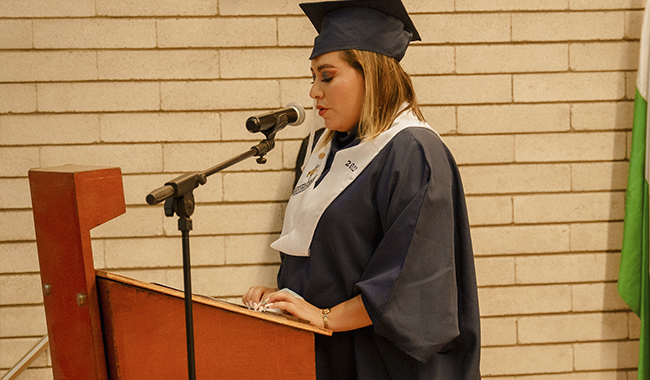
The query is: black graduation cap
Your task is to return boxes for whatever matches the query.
[300,0,421,61]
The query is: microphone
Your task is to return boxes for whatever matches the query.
[246,103,306,135]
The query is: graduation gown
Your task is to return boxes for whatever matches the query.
[275,115,481,379]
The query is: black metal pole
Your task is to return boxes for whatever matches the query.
[180,217,196,380]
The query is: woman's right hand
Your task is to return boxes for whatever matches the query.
[242,286,278,309]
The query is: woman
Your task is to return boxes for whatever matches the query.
[243,1,481,379]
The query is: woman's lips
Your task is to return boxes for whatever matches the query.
[317,106,328,117]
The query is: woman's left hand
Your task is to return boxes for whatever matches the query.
[264,290,325,328]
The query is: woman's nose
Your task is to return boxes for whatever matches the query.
[309,82,322,99]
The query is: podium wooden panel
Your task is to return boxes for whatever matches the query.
[29,165,329,380]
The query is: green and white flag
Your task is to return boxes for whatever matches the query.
[619,1,650,378]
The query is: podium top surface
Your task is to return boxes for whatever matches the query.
[96,271,332,336]
[30,165,120,174]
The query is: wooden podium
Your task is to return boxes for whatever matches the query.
[28,165,329,380]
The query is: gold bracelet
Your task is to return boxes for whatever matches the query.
[321,308,331,329]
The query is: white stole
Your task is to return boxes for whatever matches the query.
[271,111,436,257]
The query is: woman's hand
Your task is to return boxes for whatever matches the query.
[242,286,278,310]
[263,290,325,327]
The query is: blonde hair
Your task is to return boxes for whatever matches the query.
[318,49,424,146]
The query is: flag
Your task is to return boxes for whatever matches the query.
[619,2,650,378]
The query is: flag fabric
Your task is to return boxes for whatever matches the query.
[619,1,650,378]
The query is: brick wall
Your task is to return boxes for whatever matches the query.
[0,0,642,378]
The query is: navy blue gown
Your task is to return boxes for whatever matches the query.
[278,126,481,380]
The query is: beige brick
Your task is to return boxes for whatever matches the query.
[90,207,162,238]
[571,42,639,71]
[0,337,49,368]
[570,221,624,252]
[158,18,276,48]
[162,203,285,236]
[571,102,634,131]
[626,72,637,101]
[466,196,513,226]
[421,106,456,135]
[0,305,47,337]
[221,48,310,79]
[412,14,510,44]
[460,164,571,195]
[458,104,571,135]
[0,0,94,17]
[572,162,629,191]
[518,312,628,344]
[0,147,40,177]
[1,114,100,145]
[33,19,156,49]
[224,234,281,264]
[457,44,568,74]
[280,78,316,110]
[223,171,294,202]
[0,51,97,82]
[516,253,620,284]
[124,173,223,206]
[0,243,40,273]
[481,317,517,346]
[97,0,216,16]
[514,192,625,223]
[40,144,162,174]
[91,239,105,269]
[282,140,304,170]
[0,20,32,49]
[444,135,514,165]
[574,341,639,370]
[573,282,630,312]
[98,50,219,80]
[512,12,625,42]
[103,236,225,269]
[1,368,53,379]
[278,16,316,47]
[570,0,645,9]
[413,75,512,105]
[0,178,31,209]
[456,0,567,11]
[38,82,159,113]
[472,224,570,256]
[0,211,35,241]
[109,268,168,285]
[481,344,574,376]
[163,142,284,173]
[401,46,455,75]
[626,10,644,39]
[514,72,625,102]
[403,0,455,12]
[0,84,37,113]
[479,285,572,316]
[170,264,280,298]
[161,80,279,111]
[629,311,640,339]
[100,112,220,143]
[475,257,515,286]
[514,372,628,380]
[515,132,627,162]
[0,274,42,305]
[219,0,302,15]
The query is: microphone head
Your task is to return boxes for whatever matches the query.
[286,102,306,126]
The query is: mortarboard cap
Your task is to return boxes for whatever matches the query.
[300,0,420,61]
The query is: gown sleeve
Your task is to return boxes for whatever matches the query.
[355,128,464,363]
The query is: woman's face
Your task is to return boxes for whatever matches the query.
[310,51,365,133]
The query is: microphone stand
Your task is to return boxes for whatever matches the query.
[145,127,279,380]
